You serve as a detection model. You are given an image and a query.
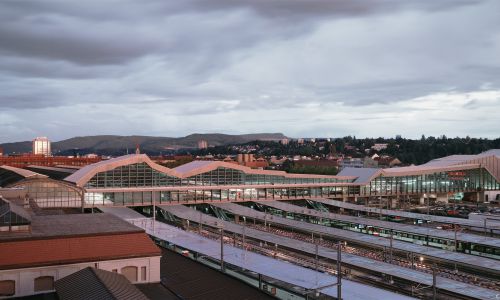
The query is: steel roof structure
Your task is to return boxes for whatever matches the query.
[257,200,500,248]
[211,202,500,274]
[159,204,498,300]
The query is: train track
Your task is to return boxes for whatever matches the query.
[242,223,500,292]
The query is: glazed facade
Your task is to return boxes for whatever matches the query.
[81,161,499,207]
[361,168,500,196]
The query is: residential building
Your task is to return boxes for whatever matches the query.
[198,140,208,150]
[32,137,51,156]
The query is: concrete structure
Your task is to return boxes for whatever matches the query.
[32,137,51,156]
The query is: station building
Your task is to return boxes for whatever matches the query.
[0,150,498,209]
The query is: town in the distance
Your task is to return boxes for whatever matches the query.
[0,134,499,300]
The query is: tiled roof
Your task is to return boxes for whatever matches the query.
[55,267,149,300]
[0,232,161,270]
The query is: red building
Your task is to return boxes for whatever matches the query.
[0,155,101,168]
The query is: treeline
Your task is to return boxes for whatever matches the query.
[189,136,500,166]
[341,136,500,165]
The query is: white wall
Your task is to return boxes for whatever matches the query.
[0,256,161,298]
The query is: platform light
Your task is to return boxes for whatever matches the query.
[419,256,424,262]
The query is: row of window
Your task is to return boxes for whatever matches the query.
[84,163,347,188]
[362,168,500,195]
[0,276,53,297]
[0,266,146,297]
[83,186,357,205]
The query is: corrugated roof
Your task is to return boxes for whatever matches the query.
[0,232,161,270]
[55,267,149,300]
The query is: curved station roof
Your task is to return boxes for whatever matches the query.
[61,149,500,188]
[64,154,357,187]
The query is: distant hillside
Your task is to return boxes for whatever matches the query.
[0,133,287,155]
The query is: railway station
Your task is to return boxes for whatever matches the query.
[252,200,500,258]
[1,150,499,299]
[148,204,499,299]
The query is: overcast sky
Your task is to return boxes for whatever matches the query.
[1,0,499,142]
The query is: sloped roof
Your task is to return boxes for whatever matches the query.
[173,160,216,174]
[27,165,77,174]
[389,149,500,181]
[55,267,149,300]
[0,231,161,270]
[337,167,382,184]
[0,165,48,179]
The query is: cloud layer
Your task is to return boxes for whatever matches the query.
[0,0,499,142]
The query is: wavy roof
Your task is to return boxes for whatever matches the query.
[65,154,354,187]
[64,150,500,188]
[65,154,180,186]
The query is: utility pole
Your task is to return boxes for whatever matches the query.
[219,225,225,272]
[315,243,319,271]
[454,225,458,251]
[390,230,393,264]
[427,195,430,215]
[337,241,342,300]
[199,212,202,233]
[410,252,414,269]
[432,264,437,300]
[152,192,156,232]
[242,222,246,250]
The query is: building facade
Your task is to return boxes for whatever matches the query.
[0,213,161,298]
[1,150,499,208]
[32,137,51,156]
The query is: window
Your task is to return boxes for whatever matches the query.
[112,269,118,273]
[121,266,138,282]
[141,266,147,281]
[34,276,54,292]
[0,280,15,296]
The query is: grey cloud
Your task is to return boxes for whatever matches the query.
[0,0,499,141]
